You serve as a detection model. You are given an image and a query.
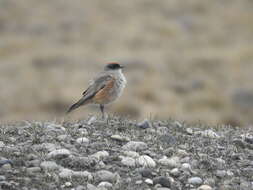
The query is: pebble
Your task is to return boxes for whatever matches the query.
[137,119,151,129]
[188,177,203,185]
[0,160,13,168]
[0,175,6,181]
[40,161,60,171]
[58,168,92,179]
[145,178,153,185]
[95,170,118,183]
[197,185,213,190]
[216,170,227,178]
[186,128,193,135]
[47,149,71,159]
[139,168,155,178]
[156,188,171,190]
[176,149,188,157]
[46,123,66,132]
[0,141,4,148]
[153,176,171,188]
[76,185,86,190]
[26,167,41,174]
[57,134,68,141]
[98,181,113,188]
[199,129,220,138]
[87,183,98,190]
[58,168,73,178]
[76,137,89,144]
[181,163,191,171]
[122,141,148,151]
[170,168,180,177]
[135,180,143,185]
[158,156,180,168]
[136,155,156,168]
[40,143,58,152]
[111,135,130,142]
[65,182,72,187]
[87,116,97,125]
[123,151,140,158]
[91,151,109,160]
[121,157,136,167]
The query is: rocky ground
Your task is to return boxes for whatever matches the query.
[0,116,252,190]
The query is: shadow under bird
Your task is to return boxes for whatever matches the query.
[67,62,127,118]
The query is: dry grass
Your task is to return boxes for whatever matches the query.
[1,0,253,126]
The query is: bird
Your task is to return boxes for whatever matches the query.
[67,62,127,119]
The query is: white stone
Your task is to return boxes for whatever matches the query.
[181,163,191,171]
[40,161,60,171]
[91,151,109,160]
[199,129,220,138]
[111,135,130,142]
[122,141,147,151]
[197,185,213,190]
[188,177,203,185]
[145,178,153,185]
[123,151,140,158]
[136,155,156,168]
[76,137,89,144]
[158,156,180,168]
[170,168,180,177]
[48,149,71,158]
[98,181,113,188]
[121,157,136,167]
[59,168,74,178]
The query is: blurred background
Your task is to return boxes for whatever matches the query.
[0,0,253,126]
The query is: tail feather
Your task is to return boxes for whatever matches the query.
[66,97,87,113]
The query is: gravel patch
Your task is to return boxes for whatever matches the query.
[0,117,252,189]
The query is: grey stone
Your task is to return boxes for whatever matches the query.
[26,167,41,174]
[40,161,60,171]
[188,177,203,185]
[137,119,151,129]
[87,183,98,190]
[95,170,118,183]
[76,185,86,190]
[139,168,155,178]
[122,141,148,151]
[59,168,74,178]
[57,135,68,141]
[216,170,227,178]
[153,176,171,188]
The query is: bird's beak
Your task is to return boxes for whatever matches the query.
[120,65,124,69]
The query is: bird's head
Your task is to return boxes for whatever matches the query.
[104,62,124,71]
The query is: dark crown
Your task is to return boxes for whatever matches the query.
[105,63,123,70]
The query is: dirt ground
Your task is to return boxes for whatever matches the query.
[1,0,253,126]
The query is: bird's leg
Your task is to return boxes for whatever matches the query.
[100,104,105,119]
